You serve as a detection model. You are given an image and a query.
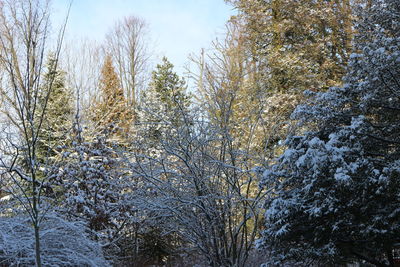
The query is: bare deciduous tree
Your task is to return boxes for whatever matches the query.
[0,0,69,266]
[132,107,266,266]
[106,15,152,110]
[61,37,103,121]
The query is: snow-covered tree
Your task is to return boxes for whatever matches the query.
[0,1,68,266]
[56,131,135,252]
[259,0,400,265]
[132,108,265,267]
[136,57,191,157]
[0,213,109,266]
[35,54,74,165]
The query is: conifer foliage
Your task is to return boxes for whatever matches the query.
[150,57,190,114]
[259,0,400,265]
[229,0,353,93]
[91,55,133,139]
[137,57,190,155]
[226,0,354,154]
[57,133,134,244]
[35,54,74,164]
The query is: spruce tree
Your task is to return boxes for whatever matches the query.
[35,54,74,164]
[150,57,190,124]
[137,57,191,155]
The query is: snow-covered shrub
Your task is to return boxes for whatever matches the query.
[56,134,136,257]
[132,109,265,267]
[0,213,109,266]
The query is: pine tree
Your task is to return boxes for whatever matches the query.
[91,55,133,140]
[259,0,400,265]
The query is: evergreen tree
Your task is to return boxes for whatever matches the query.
[227,0,354,153]
[259,0,400,265]
[91,55,133,140]
[35,54,74,164]
[137,57,191,156]
[58,134,133,239]
[229,0,353,93]
[149,56,190,124]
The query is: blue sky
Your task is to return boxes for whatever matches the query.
[52,0,235,75]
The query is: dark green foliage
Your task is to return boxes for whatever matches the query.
[137,57,191,155]
[35,54,74,164]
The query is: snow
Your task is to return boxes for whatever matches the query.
[259,0,400,264]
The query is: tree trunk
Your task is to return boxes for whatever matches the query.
[34,220,42,267]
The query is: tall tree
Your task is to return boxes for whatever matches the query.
[191,19,274,157]
[225,0,354,155]
[259,0,400,265]
[106,16,151,109]
[228,0,353,93]
[0,0,68,266]
[137,57,190,155]
[62,38,103,121]
[35,54,74,165]
[90,54,133,139]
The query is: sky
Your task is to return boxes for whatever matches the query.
[52,0,236,76]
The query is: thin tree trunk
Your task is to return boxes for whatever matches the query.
[34,221,42,267]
